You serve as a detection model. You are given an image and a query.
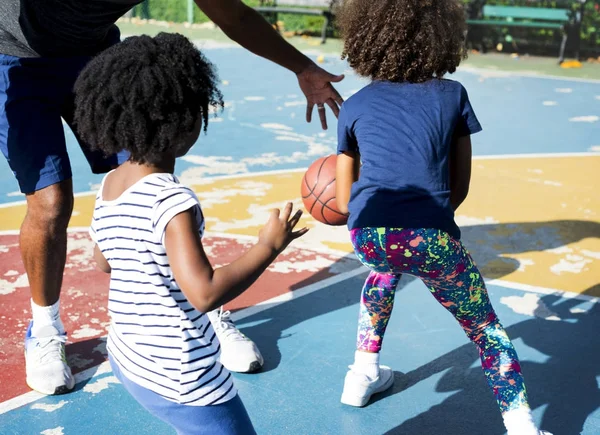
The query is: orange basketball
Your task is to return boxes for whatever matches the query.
[300,154,348,226]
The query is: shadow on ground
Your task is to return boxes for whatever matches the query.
[235,218,599,434]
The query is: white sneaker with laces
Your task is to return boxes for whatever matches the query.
[208,308,264,373]
[25,322,75,395]
[341,364,394,407]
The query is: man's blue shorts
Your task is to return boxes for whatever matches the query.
[0,54,128,194]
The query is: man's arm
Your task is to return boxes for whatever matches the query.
[194,0,344,129]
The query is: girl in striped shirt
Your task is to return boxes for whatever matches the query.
[75,33,307,434]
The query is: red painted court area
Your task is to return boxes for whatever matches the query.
[0,230,356,403]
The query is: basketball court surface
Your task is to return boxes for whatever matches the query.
[0,43,598,435]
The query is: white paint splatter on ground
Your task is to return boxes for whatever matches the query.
[542,101,558,106]
[66,288,84,299]
[31,400,68,412]
[195,40,237,50]
[65,234,96,272]
[517,258,535,272]
[455,215,499,226]
[544,246,573,255]
[284,101,305,107]
[93,337,108,356]
[525,177,563,187]
[260,123,293,131]
[209,200,294,232]
[294,222,353,252]
[555,88,572,93]
[580,249,600,260]
[40,427,64,435]
[0,273,29,295]
[500,293,560,321]
[194,181,272,209]
[568,115,599,123]
[71,325,104,339]
[179,156,249,181]
[550,255,593,275]
[275,136,304,142]
[83,376,120,394]
[182,123,334,181]
[570,307,589,314]
[270,256,338,274]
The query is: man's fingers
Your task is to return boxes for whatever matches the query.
[326,98,340,118]
[317,104,328,130]
[306,103,314,123]
[328,73,345,83]
[334,90,344,106]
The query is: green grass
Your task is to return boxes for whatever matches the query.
[117,19,600,81]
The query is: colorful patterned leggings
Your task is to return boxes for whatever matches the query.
[350,227,529,414]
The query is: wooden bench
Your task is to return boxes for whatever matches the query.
[255,0,337,44]
[466,4,582,63]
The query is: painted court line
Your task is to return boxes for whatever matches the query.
[1,228,596,305]
[459,66,600,84]
[1,263,594,414]
[487,278,599,303]
[0,232,595,414]
[1,153,598,209]
[0,268,365,415]
[472,152,600,160]
[0,361,112,415]
[231,266,366,322]
[205,230,356,259]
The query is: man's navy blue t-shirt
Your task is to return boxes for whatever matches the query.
[337,79,482,240]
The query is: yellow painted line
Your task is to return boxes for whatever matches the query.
[0,155,598,295]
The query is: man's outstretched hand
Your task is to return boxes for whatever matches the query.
[297,63,344,130]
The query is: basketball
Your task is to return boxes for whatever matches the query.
[300,155,348,226]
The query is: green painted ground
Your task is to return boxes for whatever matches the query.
[117,20,600,81]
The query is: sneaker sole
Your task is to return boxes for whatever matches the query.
[340,372,395,407]
[225,360,263,374]
[26,378,75,396]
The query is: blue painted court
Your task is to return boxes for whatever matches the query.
[0,44,598,435]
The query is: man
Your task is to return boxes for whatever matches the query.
[0,0,343,395]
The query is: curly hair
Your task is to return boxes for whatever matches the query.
[336,0,468,83]
[73,32,223,165]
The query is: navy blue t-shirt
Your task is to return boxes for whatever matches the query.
[337,79,482,240]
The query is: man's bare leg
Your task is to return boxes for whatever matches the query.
[22,179,76,395]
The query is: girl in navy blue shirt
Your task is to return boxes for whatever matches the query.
[334,2,550,435]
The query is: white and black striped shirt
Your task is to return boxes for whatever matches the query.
[90,172,236,406]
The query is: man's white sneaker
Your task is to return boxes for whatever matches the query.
[208,308,264,373]
[340,364,394,407]
[24,322,75,395]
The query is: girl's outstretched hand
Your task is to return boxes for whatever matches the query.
[258,203,308,254]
